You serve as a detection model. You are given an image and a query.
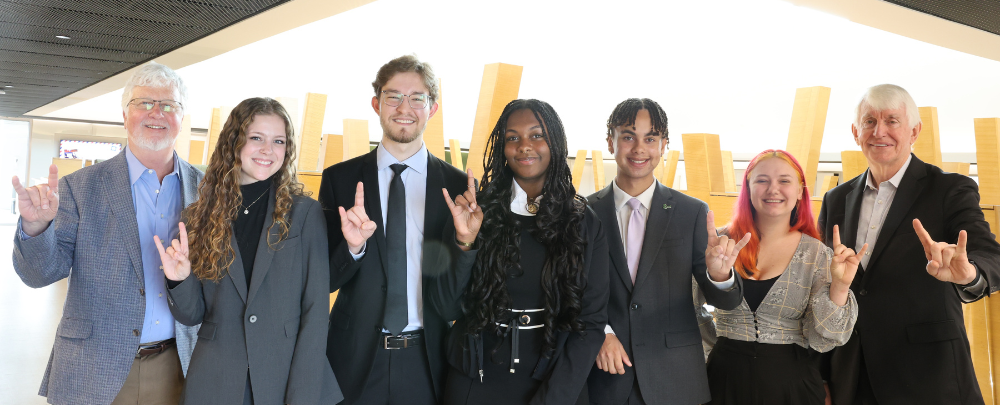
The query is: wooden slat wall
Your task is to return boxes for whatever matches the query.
[207,107,223,161]
[721,150,737,193]
[571,149,587,191]
[592,150,606,192]
[298,93,327,172]
[189,140,206,165]
[976,118,1000,205]
[449,139,464,171]
[841,151,869,182]
[661,150,680,188]
[343,119,370,160]
[425,79,447,161]
[784,86,831,195]
[914,106,943,167]
[466,63,522,180]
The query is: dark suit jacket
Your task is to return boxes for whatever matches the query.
[586,182,744,405]
[167,192,342,405]
[818,155,1000,405]
[320,149,477,404]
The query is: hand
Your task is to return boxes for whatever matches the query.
[13,164,60,237]
[339,182,377,255]
[705,211,750,281]
[830,224,866,306]
[154,222,191,282]
[914,218,977,285]
[443,169,483,251]
[595,333,632,374]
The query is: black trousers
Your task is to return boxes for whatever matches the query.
[345,341,437,405]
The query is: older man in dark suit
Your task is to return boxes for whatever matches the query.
[587,98,746,405]
[819,84,1000,405]
[320,55,481,405]
[12,62,203,405]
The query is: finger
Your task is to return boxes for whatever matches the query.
[37,185,50,209]
[12,176,27,197]
[854,243,868,260]
[614,353,625,374]
[706,211,718,244]
[361,220,377,232]
[178,222,189,255]
[733,233,751,252]
[442,188,457,210]
[466,169,478,207]
[26,186,41,209]
[928,243,944,271]
[912,219,935,251]
[455,194,470,211]
[621,351,632,367]
[48,164,59,193]
[833,224,841,247]
[345,209,364,228]
[354,182,365,208]
[941,245,955,270]
[171,238,183,255]
[463,189,477,211]
[349,205,371,223]
[957,230,968,255]
[153,235,167,256]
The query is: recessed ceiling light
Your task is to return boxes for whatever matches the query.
[3,85,10,88]
[55,35,70,39]
[0,90,6,95]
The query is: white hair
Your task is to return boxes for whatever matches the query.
[120,62,188,112]
[854,84,921,130]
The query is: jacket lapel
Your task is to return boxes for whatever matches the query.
[106,151,146,286]
[227,235,249,303]
[177,159,201,208]
[247,187,277,305]
[424,153,447,249]
[843,172,866,255]
[866,156,926,275]
[593,186,632,292]
[633,183,674,290]
[361,150,389,276]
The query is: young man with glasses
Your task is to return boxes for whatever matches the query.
[320,54,481,405]
[12,62,204,404]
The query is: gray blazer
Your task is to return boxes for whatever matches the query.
[11,150,203,405]
[586,182,744,405]
[167,191,342,405]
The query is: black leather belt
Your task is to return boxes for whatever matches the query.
[382,330,423,349]
[136,338,175,358]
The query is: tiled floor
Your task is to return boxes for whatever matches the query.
[0,225,67,405]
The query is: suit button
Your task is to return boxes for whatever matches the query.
[249,315,258,323]
[132,329,139,336]
[139,288,145,296]
[860,289,868,296]
[630,303,639,310]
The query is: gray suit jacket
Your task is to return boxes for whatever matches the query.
[11,150,203,405]
[167,192,342,405]
[586,182,744,405]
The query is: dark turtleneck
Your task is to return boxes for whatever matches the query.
[235,176,272,290]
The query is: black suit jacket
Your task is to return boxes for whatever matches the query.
[319,148,476,404]
[586,182,744,405]
[818,155,1000,405]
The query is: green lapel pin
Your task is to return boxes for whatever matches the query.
[663,204,671,209]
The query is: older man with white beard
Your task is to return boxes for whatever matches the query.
[12,62,204,405]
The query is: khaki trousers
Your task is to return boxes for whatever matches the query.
[111,344,184,405]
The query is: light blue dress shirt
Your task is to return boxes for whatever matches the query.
[125,147,182,343]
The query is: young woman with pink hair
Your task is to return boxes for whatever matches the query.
[706,149,864,405]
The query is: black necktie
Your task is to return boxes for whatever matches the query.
[384,163,409,335]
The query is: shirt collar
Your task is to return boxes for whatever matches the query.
[125,145,180,185]
[864,154,912,191]
[376,142,428,174]
[510,179,542,216]
[612,179,657,212]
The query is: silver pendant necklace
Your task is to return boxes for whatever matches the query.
[241,188,268,215]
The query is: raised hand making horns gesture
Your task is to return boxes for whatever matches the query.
[830,224,866,306]
[442,169,483,251]
[913,218,978,285]
[12,164,60,237]
[705,211,751,281]
[339,182,378,255]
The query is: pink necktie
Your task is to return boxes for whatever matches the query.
[626,198,644,285]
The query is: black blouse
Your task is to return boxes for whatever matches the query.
[234,177,271,289]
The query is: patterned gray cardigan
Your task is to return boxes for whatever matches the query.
[714,234,858,352]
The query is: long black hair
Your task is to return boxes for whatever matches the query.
[464,99,588,357]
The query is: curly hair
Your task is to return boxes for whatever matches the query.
[605,98,669,142]
[186,97,306,282]
[464,99,588,358]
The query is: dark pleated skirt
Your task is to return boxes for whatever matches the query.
[706,337,825,405]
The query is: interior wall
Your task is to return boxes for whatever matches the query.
[28,120,127,183]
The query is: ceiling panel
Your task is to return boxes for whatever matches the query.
[883,0,1000,36]
[0,0,292,118]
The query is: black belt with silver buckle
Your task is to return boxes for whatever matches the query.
[136,338,176,357]
[382,330,423,349]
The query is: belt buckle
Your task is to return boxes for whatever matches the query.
[383,334,408,349]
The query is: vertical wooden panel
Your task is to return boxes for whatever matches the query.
[571,150,587,192]
[682,133,724,202]
[975,118,1000,205]
[298,93,327,172]
[189,140,206,165]
[721,150,737,193]
[298,172,322,195]
[913,107,943,167]
[425,79,447,161]
[709,194,737,225]
[343,119,370,160]
[841,151,869,183]
[207,108,222,161]
[467,63,523,180]
[942,162,971,176]
[662,150,680,188]
[592,150,606,192]
[982,205,1000,403]
[449,139,464,171]
[323,134,344,169]
[819,174,839,196]
[174,114,191,161]
[52,158,84,179]
[784,86,831,195]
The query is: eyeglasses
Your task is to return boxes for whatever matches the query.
[381,91,429,109]
[128,98,183,114]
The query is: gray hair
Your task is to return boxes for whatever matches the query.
[120,62,188,112]
[854,84,921,130]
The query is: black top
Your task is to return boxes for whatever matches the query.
[742,276,778,313]
[234,177,270,290]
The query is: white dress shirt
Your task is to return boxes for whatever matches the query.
[605,179,734,335]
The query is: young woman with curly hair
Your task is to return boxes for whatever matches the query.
[155,97,342,405]
[441,99,610,405]
[707,149,864,405]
